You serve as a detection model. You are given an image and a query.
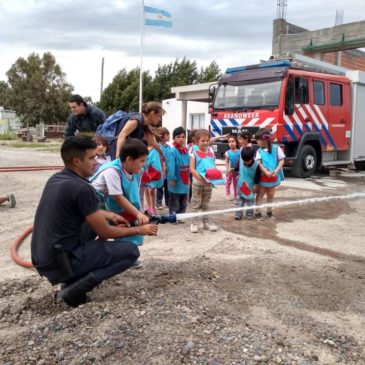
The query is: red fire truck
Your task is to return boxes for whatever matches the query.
[209,54,365,178]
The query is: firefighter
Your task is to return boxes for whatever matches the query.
[31,137,158,307]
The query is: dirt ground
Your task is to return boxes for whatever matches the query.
[0,145,364,365]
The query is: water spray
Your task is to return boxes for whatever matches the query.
[176,192,365,221]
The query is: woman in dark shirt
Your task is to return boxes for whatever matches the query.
[114,102,165,159]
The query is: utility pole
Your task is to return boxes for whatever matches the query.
[100,57,104,100]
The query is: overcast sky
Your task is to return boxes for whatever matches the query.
[1,0,364,101]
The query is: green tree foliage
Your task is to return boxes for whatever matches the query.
[197,61,221,83]
[152,58,221,101]
[0,81,12,109]
[99,58,221,113]
[98,68,153,114]
[6,52,73,127]
[152,57,198,101]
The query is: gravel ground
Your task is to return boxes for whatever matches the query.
[0,146,364,365]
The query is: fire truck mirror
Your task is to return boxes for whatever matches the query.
[208,85,216,100]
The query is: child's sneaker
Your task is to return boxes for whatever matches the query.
[255,212,264,221]
[246,214,253,220]
[235,213,242,220]
[190,222,199,233]
[226,195,232,200]
[7,194,16,208]
[156,205,163,210]
[229,196,236,201]
[267,211,275,220]
[204,222,217,232]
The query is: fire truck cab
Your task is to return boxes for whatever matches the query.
[209,55,365,178]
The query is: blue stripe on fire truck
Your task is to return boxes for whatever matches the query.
[312,124,327,147]
[294,124,303,137]
[284,124,298,141]
[219,119,228,127]
[228,118,239,126]
[211,120,221,135]
[322,125,337,150]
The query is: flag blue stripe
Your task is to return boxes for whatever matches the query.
[145,19,172,28]
[144,6,171,18]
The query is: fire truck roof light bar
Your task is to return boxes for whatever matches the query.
[226,60,291,74]
[225,54,348,77]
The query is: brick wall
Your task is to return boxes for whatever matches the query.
[321,49,365,71]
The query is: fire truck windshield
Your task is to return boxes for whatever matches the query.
[213,80,282,110]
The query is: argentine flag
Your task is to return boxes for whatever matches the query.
[144,6,172,28]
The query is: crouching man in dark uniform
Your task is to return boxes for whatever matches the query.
[31,137,158,307]
[64,94,107,138]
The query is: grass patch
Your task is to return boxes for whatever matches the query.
[0,139,62,153]
[0,132,18,140]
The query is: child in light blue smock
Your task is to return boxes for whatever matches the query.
[255,128,285,220]
[235,147,261,220]
[167,127,190,216]
[189,129,226,233]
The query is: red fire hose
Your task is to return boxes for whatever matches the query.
[5,165,63,267]
[11,226,33,268]
[0,166,63,173]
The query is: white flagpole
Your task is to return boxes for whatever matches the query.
[139,0,145,113]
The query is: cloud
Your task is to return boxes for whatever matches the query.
[0,0,364,101]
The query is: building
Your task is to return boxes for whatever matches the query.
[162,98,210,133]
[0,107,20,134]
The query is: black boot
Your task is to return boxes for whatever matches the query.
[58,273,100,307]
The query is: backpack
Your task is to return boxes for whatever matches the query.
[96,110,129,144]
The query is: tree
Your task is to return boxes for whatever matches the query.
[152,57,199,101]
[99,68,153,114]
[0,81,12,109]
[197,61,221,83]
[6,52,73,127]
[98,58,221,112]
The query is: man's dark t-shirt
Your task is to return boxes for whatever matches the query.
[31,169,98,267]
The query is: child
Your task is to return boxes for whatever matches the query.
[235,147,261,220]
[255,128,285,220]
[156,127,171,210]
[91,138,150,245]
[143,144,164,217]
[238,131,253,149]
[167,127,190,216]
[224,135,240,200]
[93,136,111,173]
[189,129,226,233]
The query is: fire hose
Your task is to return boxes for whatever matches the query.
[11,225,34,268]
[0,166,63,173]
[10,213,177,269]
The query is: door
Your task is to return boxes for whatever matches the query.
[326,82,350,151]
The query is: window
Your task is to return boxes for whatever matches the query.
[285,77,294,115]
[191,113,205,129]
[313,80,325,105]
[295,77,309,104]
[213,80,282,109]
[330,83,343,106]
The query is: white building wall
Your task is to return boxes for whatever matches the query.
[162,98,209,134]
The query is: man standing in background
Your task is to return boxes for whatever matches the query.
[64,94,107,138]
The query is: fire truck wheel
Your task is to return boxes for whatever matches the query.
[291,145,317,178]
[354,160,365,171]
